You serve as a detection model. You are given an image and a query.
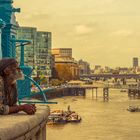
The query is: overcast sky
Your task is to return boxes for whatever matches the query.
[14,0,140,68]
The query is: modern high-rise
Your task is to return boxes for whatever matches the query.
[16,27,37,67]
[133,57,138,67]
[16,27,52,80]
[78,59,90,75]
[36,31,52,77]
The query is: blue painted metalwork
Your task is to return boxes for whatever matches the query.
[11,39,57,104]
[17,66,32,99]
[19,100,57,104]
[0,0,57,104]
[0,19,5,58]
[11,39,34,100]
[0,0,19,57]
[11,35,16,58]
[18,75,57,104]
[0,19,5,28]
[11,39,31,65]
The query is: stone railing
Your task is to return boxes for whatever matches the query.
[0,105,50,140]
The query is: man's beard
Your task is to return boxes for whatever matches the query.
[9,71,25,84]
[14,70,25,80]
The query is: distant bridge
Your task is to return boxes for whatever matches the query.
[80,74,140,79]
[34,84,139,101]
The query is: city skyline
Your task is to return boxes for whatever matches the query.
[14,0,140,68]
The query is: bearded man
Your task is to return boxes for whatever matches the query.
[0,58,36,115]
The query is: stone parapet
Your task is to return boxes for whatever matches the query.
[0,105,50,140]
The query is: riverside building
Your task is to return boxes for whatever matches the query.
[16,27,37,67]
[133,57,138,68]
[16,27,52,81]
[78,59,90,76]
[52,48,79,80]
[36,31,52,77]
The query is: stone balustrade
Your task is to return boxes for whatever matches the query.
[0,105,50,140]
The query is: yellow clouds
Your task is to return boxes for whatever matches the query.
[75,25,93,35]
[14,0,140,67]
[110,30,133,37]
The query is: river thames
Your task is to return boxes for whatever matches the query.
[47,88,140,140]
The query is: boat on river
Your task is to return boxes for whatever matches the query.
[127,106,140,112]
[66,113,81,122]
[47,107,81,125]
[120,89,127,92]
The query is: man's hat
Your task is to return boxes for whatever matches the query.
[0,58,17,76]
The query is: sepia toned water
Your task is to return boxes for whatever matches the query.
[47,89,140,140]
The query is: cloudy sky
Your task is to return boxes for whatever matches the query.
[14,0,140,68]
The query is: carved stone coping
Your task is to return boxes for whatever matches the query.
[0,105,50,140]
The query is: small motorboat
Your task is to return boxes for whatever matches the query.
[47,114,67,125]
[66,113,82,122]
[120,89,127,92]
[47,106,82,125]
[127,106,140,112]
[47,110,67,125]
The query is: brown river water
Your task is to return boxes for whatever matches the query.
[47,89,140,140]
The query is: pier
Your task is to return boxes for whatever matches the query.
[32,84,110,102]
[103,87,109,101]
[32,81,140,102]
[31,81,140,102]
[128,84,140,99]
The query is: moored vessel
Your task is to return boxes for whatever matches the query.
[47,106,81,125]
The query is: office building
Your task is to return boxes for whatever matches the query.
[52,48,79,80]
[133,57,138,67]
[16,27,52,80]
[16,27,37,67]
[78,59,90,75]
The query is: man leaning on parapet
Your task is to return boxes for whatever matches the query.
[0,58,36,115]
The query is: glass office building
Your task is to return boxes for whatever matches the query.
[16,27,52,79]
